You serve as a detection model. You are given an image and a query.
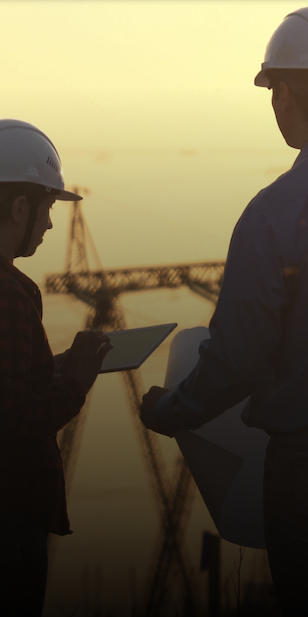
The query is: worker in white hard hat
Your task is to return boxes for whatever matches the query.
[0,119,113,616]
[141,8,308,614]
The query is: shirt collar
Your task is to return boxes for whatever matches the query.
[0,255,39,292]
[292,142,308,169]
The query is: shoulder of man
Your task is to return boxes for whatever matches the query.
[247,156,308,220]
[230,157,308,266]
[0,269,43,321]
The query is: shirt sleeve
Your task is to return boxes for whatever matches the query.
[151,205,289,437]
[0,285,86,446]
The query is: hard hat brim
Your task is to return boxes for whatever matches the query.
[56,188,83,201]
[254,70,270,88]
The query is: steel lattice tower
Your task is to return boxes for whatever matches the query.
[45,194,225,616]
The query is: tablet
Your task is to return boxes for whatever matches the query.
[99,323,177,373]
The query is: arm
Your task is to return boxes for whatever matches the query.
[141,207,288,436]
[53,350,69,373]
[0,286,111,446]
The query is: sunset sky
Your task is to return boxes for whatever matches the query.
[0,0,301,284]
[2,3,305,613]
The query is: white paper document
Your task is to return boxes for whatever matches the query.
[164,326,269,549]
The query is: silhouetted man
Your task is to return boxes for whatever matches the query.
[141,8,308,614]
[0,119,112,616]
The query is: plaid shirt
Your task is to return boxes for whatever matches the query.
[0,256,86,534]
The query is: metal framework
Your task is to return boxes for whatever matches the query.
[45,197,225,615]
[46,261,224,302]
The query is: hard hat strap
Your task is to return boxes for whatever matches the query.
[14,192,42,258]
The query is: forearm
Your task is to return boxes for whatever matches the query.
[149,355,257,438]
[0,286,86,445]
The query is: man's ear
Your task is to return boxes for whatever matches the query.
[279,81,296,112]
[11,196,29,225]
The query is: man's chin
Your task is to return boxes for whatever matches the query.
[21,245,40,258]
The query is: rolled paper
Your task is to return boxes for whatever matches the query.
[164,326,269,549]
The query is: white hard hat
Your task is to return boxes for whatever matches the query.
[0,119,81,201]
[255,8,308,87]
